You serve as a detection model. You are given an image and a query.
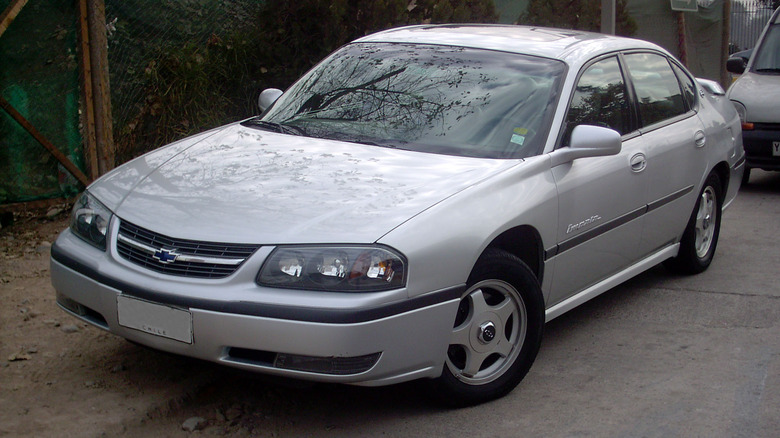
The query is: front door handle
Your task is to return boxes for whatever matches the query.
[630,153,647,173]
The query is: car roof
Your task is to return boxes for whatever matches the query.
[355,24,666,64]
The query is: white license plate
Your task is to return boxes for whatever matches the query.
[117,295,192,343]
[773,141,780,157]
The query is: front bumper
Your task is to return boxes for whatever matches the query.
[50,229,462,386]
[742,127,780,170]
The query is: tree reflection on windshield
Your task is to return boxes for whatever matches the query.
[262,43,565,159]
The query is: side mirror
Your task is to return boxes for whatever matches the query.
[258,88,283,113]
[550,125,621,167]
[726,57,746,75]
[697,78,726,96]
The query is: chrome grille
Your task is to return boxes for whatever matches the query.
[116,219,260,279]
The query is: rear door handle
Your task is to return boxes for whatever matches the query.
[694,130,706,148]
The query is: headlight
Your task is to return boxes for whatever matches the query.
[731,100,751,129]
[257,246,406,292]
[70,191,113,250]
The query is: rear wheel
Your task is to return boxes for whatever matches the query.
[430,249,544,406]
[665,172,722,274]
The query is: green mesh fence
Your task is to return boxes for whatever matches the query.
[0,0,258,204]
[0,0,83,204]
[105,0,262,162]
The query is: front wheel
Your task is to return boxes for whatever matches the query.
[429,249,544,406]
[664,172,722,274]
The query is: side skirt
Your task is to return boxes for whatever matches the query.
[545,244,680,322]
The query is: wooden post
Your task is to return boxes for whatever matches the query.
[0,0,28,38]
[677,11,688,66]
[721,0,732,88]
[601,0,616,35]
[77,0,99,180]
[85,0,115,175]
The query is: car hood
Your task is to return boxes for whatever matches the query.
[92,123,519,244]
[728,72,780,123]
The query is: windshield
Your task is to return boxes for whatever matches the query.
[753,24,780,73]
[259,43,565,159]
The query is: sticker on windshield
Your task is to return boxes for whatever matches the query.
[510,127,528,146]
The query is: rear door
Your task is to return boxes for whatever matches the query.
[621,52,708,256]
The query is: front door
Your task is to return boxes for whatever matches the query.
[548,55,647,306]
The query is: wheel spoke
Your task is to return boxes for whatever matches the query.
[468,288,490,316]
[493,297,516,323]
[695,227,704,250]
[450,289,489,345]
[462,350,490,377]
[495,339,513,357]
[450,320,471,346]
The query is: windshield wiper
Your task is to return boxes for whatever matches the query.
[241,118,307,136]
[755,68,780,74]
[313,131,408,149]
[348,138,411,149]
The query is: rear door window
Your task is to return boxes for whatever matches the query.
[670,62,697,111]
[623,53,686,127]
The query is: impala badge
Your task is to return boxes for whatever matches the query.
[566,215,602,234]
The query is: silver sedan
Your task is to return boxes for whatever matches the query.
[51,25,744,406]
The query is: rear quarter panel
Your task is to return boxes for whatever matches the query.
[697,86,744,207]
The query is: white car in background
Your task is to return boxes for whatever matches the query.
[727,7,780,183]
[52,25,744,406]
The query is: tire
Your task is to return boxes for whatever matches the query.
[429,248,544,407]
[664,172,722,274]
[741,167,751,186]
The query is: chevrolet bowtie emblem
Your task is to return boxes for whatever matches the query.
[153,248,180,264]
